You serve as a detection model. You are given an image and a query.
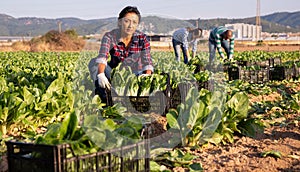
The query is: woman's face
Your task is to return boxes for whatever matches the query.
[119,12,139,36]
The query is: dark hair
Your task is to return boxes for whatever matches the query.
[118,6,141,23]
[192,28,202,37]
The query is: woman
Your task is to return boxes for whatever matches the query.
[94,6,154,103]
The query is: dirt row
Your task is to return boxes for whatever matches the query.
[150,86,300,172]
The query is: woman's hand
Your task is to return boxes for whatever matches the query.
[97,73,111,89]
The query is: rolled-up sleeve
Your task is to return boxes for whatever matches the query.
[141,35,154,72]
[216,34,224,57]
[95,33,111,66]
[192,39,199,52]
[182,32,189,49]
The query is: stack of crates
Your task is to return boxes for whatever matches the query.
[106,72,212,115]
[228,57,300,82]
[268,57,295,81]
[228,59,270,84]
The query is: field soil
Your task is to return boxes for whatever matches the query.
[150,114,300,172]
[192,114,300,172]
[150,109,300,171]
[149,85,300,172]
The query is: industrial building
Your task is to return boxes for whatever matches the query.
[225,23,262,41]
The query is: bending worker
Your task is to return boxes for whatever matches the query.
[172,27,202,64]
[208,26,235,65]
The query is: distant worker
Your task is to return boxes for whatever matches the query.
[172,27,202,64]
[208,26,235,64]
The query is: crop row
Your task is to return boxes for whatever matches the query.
[1,50,300,171]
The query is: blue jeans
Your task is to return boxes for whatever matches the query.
[208,39,230,63]
[172,38,188,64]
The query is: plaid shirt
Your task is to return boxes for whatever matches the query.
[172,28,198,52]
[96,28,153,74]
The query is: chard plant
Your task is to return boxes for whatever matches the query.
[166,84,259,147]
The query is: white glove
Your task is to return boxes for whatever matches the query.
[97,73,111,89]
[221,54,225,59]
[139,74,151,77]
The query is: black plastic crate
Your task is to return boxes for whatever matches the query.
[105,73,171,115]
[255,60,270,68]
[168,80,214,109]
[198,81,209,90]
[194,64,205,74]
[6,140,150,172]
[228,66,239,80]
[223,63,231,73]
[169,82,195,109]
[228,66,269,83]
[237,60,252,67]
[237,60,270,69]
[110,94,169,115]
[269,66,294,81]
[269,57,281,67]
[294,66,300,78]
[239,68,269,84]
[198,79,214,91]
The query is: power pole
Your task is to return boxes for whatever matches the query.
[57,21,62,33]
[256,0,261,41]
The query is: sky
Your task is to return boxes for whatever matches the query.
[1,0,299,20]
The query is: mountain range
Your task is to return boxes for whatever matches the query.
[0,11,299,36]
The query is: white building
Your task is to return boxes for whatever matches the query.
[225,23,262,41]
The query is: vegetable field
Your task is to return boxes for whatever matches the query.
[0,50,299,171]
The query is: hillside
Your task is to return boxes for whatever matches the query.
[262,11,300,29]
[186,11,300,33]
[0,11,299,36]
[0,14,116,36]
